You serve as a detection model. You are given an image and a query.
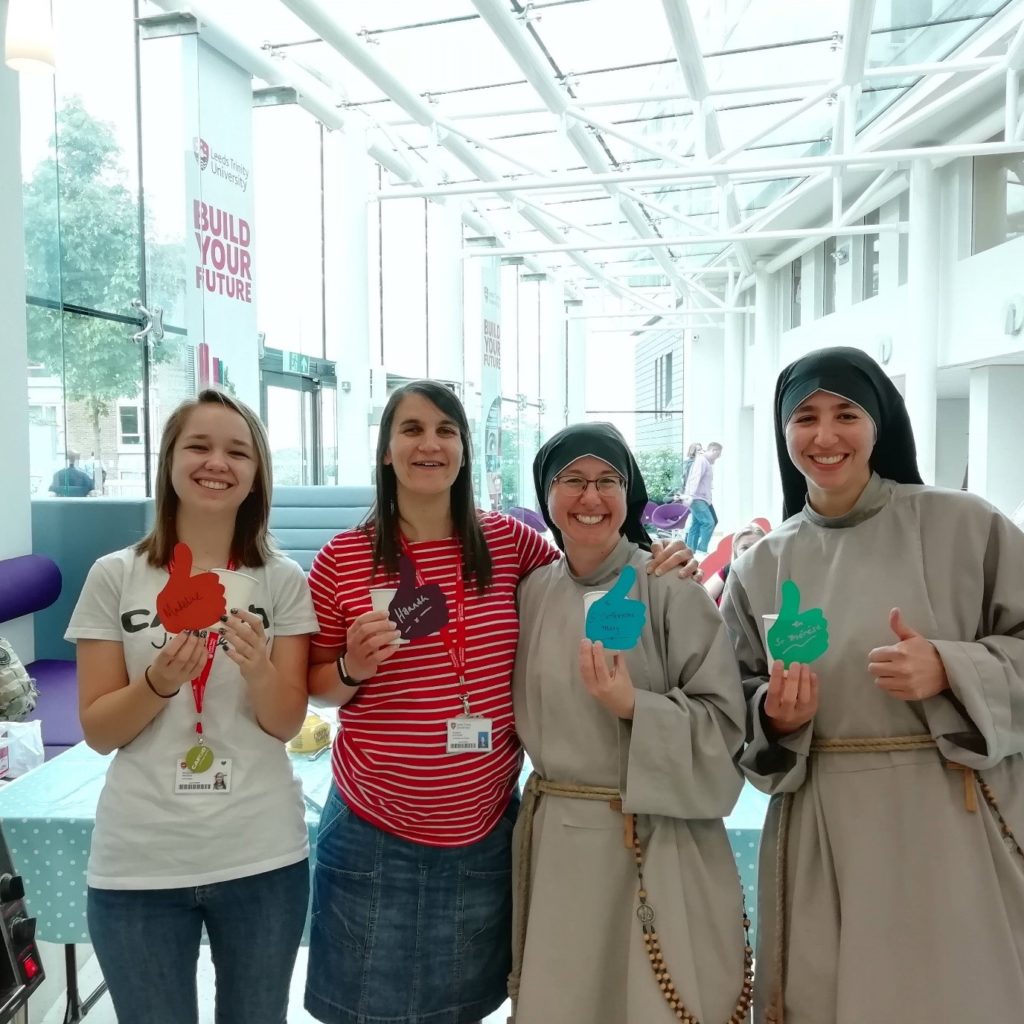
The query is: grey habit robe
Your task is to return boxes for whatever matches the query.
[720,473,1024,1024]
[511,535,750,1024]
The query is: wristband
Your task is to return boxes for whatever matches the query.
[336,655,364,688]
[145,665,181,699]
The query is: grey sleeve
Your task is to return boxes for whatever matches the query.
[922,507,1024,770]
[720,571,812,794]
[618,583,745,819]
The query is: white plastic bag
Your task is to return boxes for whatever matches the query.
[5,719,44,778]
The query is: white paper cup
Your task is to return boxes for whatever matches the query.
[583,591,606,623]
[583,590,630,651]
[213,568,258,620]
[761,614,778,649]
[369,588,408,645]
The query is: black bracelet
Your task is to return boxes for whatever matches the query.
[336,655,363,688]
[145,665,180,699]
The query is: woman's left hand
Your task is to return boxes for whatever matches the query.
[649,539,702,582]
[579,640,636,719]
[220,608,273,684]
[867,607,950,701]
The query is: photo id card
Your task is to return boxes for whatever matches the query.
[174,757,233,795]
[446,716,494,754]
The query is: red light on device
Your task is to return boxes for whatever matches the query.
[19,952,40,981]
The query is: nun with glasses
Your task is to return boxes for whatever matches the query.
[509,422,752,1024]
[720,347,1024,1023]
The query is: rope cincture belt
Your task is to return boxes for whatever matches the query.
[765,734,1024,1024]
[508,772,754,1024]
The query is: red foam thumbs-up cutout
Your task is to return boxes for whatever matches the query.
[157,542,226,633]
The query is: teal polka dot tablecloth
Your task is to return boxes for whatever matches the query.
[0,742,334,945]
[2,746,768,947]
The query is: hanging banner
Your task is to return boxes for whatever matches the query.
[183,39,258,406]
[480,256,502,511]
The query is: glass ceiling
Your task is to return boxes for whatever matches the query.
[144,0,1016,301]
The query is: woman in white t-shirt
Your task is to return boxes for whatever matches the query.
[67,389,318,1024]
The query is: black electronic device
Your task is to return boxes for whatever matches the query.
[0,822,44,1024]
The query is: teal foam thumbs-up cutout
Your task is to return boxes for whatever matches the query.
[767,580,830,667]
[585,565,646,651]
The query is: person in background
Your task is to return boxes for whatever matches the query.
[684,441,722,555]
[49,450,94,497]
[67,389,317,1024]
[720,346,1024,1023]
[680,441,702,498]
[508,422,751,1024]
[302,380,697,1024]
[703,523,767,605]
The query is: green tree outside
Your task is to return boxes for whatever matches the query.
[22,96,184,456]
[635,447,682,503]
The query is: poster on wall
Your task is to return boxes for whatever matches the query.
[480,256,502,511]
[183,40,259,407]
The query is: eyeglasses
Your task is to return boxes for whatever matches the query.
[552,474,625,496]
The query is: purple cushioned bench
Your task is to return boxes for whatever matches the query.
[0,554,80,760]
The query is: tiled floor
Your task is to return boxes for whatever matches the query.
[37,946,510,1023]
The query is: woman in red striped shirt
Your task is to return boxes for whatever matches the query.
[303,380,693,1024]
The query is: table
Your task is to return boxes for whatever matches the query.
[0,744,767,1018]
[0,742,335,1023]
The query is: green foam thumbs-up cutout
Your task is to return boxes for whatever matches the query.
[767,580,830,667]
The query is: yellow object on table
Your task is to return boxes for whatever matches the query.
[287,712,331,754]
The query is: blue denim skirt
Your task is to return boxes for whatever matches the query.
[304,785,518,1024]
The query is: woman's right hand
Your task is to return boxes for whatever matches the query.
[763,660,818,736]
[148,630,210,695]
[344,610,402,681]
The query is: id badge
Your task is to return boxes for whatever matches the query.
[174,757,233,794]
[446,716,494,754]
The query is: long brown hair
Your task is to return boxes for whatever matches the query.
[136,389,274,568]
[367,380,492,591]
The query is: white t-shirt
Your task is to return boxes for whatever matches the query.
[66,546,319,890]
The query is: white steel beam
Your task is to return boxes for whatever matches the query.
[384,59,1001,125]
[660,0,754,277]
[466,222,907,258]
[761,173,908,276]
[278,0,664,312]
[469,0,701,305]
[840,0,878,88]
[378,141,1024,200]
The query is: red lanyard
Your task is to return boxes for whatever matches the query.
[188,560,233,738]
[398,537,467,688]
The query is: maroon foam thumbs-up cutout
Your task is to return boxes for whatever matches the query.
[157,542,227,632]
[389,553,449,640]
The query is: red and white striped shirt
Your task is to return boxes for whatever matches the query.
[308,512,557,847]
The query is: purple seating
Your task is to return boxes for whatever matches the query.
[650,502,691,530]
[641,501,657,526]
[507,506,548,533]
[0,554,79,760]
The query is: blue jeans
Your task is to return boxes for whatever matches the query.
[305,786,517,1024]
[685,499,716,553]
[87,859,309,1024]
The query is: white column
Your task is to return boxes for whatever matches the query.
[323,123,372,484]
[426,199,464,383]
[720,310,745,528]
[539,283,566,440]
[905,160,940,484]
[968,365,1024,516]
[752,264,780,519]
[0,2,34,658]
[566,314,586,423]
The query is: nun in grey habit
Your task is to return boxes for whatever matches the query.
[720,346,1024,1023]
[509,422,751,1024]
